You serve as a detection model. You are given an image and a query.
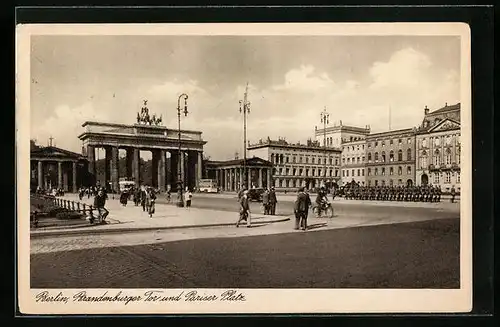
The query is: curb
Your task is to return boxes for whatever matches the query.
[30,216,292,239]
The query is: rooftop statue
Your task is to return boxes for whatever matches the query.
[136,100,163,126]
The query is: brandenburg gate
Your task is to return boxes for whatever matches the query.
[78,106,206,193]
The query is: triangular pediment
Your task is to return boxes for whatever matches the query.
[248,157,273,166]
[428,118,460,133]
[31,146,84,159]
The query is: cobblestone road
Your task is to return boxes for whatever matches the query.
[30,218,460,289]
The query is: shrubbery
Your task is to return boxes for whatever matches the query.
[55,211,84,220]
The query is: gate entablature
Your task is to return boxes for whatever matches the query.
[78,121,206,193]
[78,121,206,151]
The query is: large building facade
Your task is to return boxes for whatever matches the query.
[415,103,461,192]
[340,139,367,186]
[247,137,342,190]
[315,122,371,187]
[365,128,417,187]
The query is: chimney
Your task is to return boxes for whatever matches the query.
[445,102,448,107]
[424,105,429,115]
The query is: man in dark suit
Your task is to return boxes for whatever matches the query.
[269,187,278,215]
[294,187,311,231]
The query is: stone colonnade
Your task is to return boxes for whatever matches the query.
[33,159,79,193]
[87,145,203,192]
[213,166,272,192]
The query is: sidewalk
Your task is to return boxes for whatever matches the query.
[30,194,290,238]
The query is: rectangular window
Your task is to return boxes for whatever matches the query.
[367,168,371,176]
[457,172,460,183]
[375,168,378,176]
[445,172,451,183]
[390,167,394,175]
[407,166,411,175]
[351,169,355,177]
[434,173,440,184]
[357,169,360,176]
[342,170,345,177]
[390,139,393,145]
[398,167,402,175]
[382,168,385,176]
[362,169,365,176]
[346,170,349,177]
[312,169,315,176]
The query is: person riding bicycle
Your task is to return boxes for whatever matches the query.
[315,186,328,216]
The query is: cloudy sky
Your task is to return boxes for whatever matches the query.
[30,35,460,160]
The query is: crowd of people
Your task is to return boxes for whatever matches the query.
[340,184,458,203]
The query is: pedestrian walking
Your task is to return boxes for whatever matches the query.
[119,189,129,206]
[166,189,171,203]
[236,190,251,228]
[140,186,147,211]
[450,186,456,203]
[262,188,270,214]
[145,187,156,218]
[185,188,193,207]
[294,187,311,231]
[269,187,277,215]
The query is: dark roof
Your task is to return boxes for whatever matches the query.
[430,103,460,115]
[31,146,86,160]
[206,156,273,167]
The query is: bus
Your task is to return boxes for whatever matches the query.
[119,180,135,193]
[198,179,219,193]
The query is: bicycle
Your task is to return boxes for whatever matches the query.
[311,202,334,218]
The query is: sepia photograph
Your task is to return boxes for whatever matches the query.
[17,23,472,314]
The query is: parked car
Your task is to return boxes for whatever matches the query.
[247,188,265,202]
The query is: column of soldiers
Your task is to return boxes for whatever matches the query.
[342,184,442,202]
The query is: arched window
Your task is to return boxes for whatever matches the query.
[368,153,372,162]
[398,150,403,161]
[445,148,452,165]
[407,148,412,161]
[381,151,386,162]
[422,138,427,147]
[374,152,379,162]
[421,150,428,169]
[389,150,394,162]
[398,166,402,175]
[434,149,440,166]
[271,153,275,163]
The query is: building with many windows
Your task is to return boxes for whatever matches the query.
[314,121,371,147]
[247,137,341,190]
[341,139,367,186]
[365,128,417,187]
[415,103,461,192]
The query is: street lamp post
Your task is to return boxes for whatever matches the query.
[320,106,329,188]
[239,82,251,190]
[176,93,189,207]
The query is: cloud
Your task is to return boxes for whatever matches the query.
[273,65,335,92]
[369,47,432,89]
[31,102,110,152]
